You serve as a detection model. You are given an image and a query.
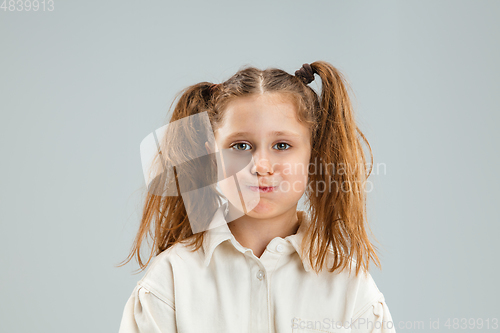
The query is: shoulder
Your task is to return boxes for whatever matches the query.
[341,258,380,295]
[137,240,204,304]
[323,253,384,319]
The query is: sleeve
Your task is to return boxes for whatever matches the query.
[118,283,177,333]
[350,294,396,333]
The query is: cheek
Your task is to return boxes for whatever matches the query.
[281,152,310,178]
[279,159,310,194]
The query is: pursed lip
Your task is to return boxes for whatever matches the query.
[247,185,278,192]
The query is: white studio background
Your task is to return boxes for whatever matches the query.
[1,1,499,332]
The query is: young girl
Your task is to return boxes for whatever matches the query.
[118,61,396,333]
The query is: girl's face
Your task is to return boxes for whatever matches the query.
[212,93,311,219]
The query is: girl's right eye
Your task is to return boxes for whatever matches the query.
[230,143,251,151]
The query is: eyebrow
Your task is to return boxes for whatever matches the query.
[224,131,301,141]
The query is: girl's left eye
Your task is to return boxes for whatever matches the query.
[273,142,291,150]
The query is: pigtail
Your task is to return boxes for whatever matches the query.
[305,61,380,276]
[117,82,220,273]
[169,82,217,122]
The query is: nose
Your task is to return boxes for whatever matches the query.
[250,152,274,175]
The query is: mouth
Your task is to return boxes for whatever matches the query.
[248,185,277,193]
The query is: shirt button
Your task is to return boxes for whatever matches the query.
[256,270,264,280]
[276,244,284,253]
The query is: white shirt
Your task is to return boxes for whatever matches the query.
[119,202,396,333]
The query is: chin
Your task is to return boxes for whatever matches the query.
[245,200,279,216]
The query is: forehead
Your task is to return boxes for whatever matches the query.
[216,93,308,138]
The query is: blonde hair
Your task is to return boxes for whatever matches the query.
[117,61,381,276]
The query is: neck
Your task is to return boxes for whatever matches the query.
[227,204,301,258]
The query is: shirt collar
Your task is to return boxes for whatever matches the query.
[202,202,312,273]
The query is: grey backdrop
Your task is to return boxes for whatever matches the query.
[1,0,499,332]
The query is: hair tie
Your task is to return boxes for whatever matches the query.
[295,63,316,84]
